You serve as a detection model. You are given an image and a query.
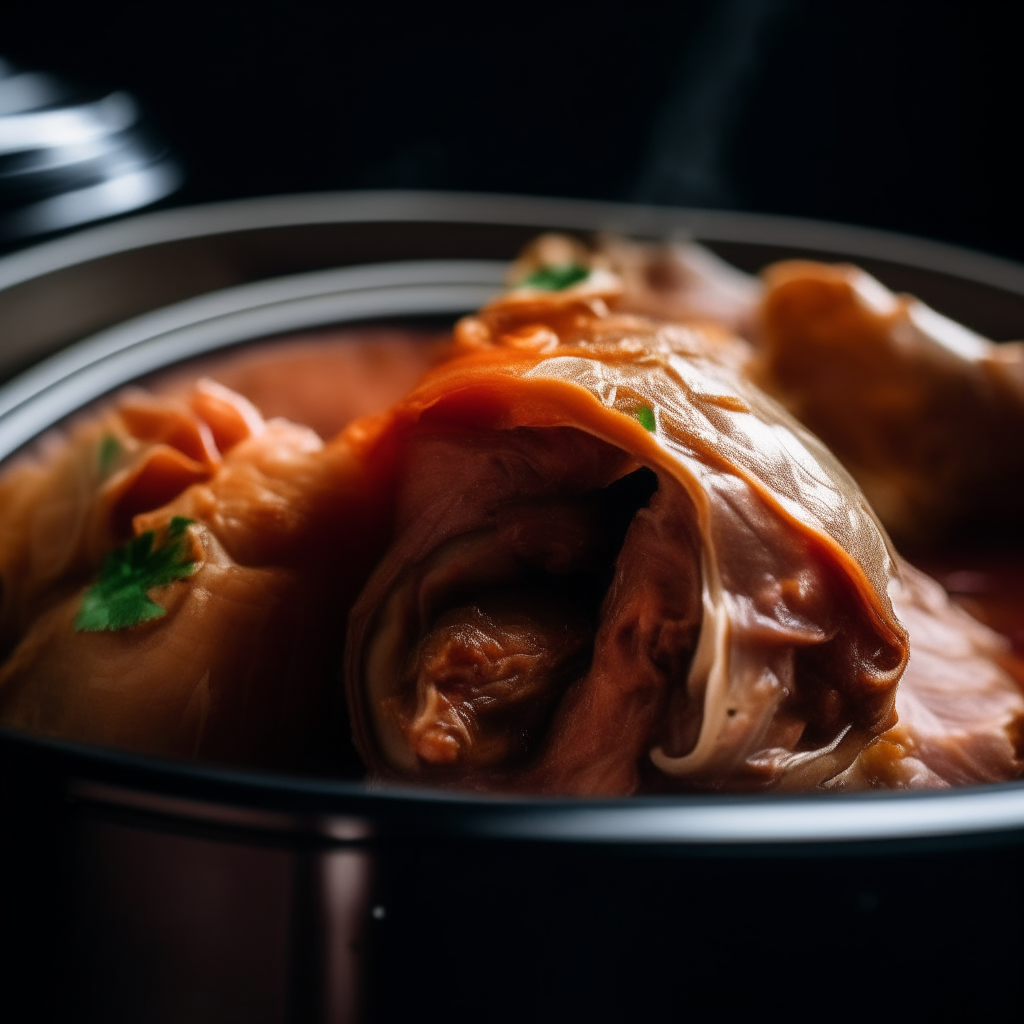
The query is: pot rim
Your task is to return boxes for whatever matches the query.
[4,189,1024,298]
[9,724,1024,847]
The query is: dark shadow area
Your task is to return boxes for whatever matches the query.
[3,2,1024,260]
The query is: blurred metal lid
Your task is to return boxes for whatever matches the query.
[0,56,181,245]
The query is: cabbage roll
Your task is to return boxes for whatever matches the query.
[0,381,380,770]
[342,273,1024,793]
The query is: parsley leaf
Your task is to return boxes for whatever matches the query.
[635,406,656,432]
[98,434,121,475]
[522,264,589,291]
[75,516,197,632]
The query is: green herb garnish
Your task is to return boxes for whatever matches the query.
[635,406,656,432]
[98,433,121,475]
[522,264,589,291]
[75,517,196,632]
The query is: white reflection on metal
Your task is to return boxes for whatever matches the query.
[464,783,1024,844]
[0,92,137,153]
[6,160,182,238]
[0,70,65,115]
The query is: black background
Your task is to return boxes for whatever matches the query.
[4,1,1024,261]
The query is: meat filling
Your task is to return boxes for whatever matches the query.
[397,591,592,769]
[347,426,704,788]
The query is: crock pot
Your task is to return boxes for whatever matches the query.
[2,192,1023,1022]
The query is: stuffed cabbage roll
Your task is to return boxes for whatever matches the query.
[0,381,380,770]
[342,273,1024,793]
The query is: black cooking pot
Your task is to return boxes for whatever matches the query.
[2,193,1023,1023]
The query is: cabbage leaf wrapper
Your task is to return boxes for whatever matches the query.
[344,279,1023,794]
[0,380,381,771]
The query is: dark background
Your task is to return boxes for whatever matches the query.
[3,1,1024,258]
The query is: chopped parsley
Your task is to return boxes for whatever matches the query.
[635,406,656,432]
[522,264,589,291]
[75,517,197,632]
[98,434,121,475]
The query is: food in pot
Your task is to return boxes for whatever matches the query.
[1,241,1022,793]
